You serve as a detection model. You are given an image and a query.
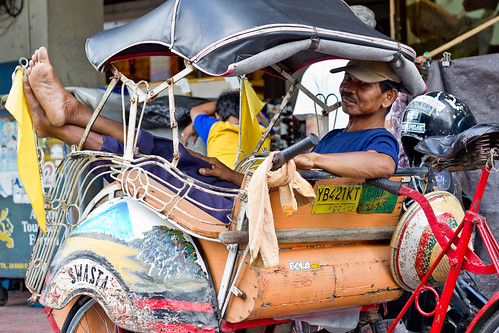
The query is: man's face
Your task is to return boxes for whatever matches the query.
[339,73,388,117]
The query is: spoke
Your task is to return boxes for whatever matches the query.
[84,312,90,333]
[93,304,113,333]
[77,312,90,333]
[69,299,120,333]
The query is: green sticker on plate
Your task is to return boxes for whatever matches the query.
[356,183,398,214]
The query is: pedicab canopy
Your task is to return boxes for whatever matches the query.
[85,0,426,96]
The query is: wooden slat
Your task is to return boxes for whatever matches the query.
[219,226,395,244]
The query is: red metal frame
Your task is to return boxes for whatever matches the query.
[387,166,499,333]
[45,307,61,333]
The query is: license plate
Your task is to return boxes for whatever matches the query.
[312,185,362,214]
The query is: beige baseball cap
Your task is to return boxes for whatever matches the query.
[330,60,401,83]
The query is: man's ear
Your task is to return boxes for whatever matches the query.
[382,89,398,108]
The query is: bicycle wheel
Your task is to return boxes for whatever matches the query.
[61,296,125,333]
[479,309,499,333]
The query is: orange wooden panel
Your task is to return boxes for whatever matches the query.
[225,242,403,322]
[272,177,405,229]
[197,239,229,293]
[48,297,78,329]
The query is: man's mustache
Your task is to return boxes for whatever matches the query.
[341,93,357,104]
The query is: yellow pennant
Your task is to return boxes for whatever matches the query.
[5,69,46,234]
[239,78,267,159]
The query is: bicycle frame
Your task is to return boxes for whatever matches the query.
[386,165,499,333]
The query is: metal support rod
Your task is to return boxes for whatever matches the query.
[271,63,333,114]
[431,167,491,332]
[109,65,148,102]
[168,81,180,167]
[217,244,239,310]
[269,63,341,139]
[252,68,297,153]
[220,246,250,319]
[124,94,138,160]
[146,65,194,101]
[77,77,118,151]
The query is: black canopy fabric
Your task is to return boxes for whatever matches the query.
[85,0,425,95]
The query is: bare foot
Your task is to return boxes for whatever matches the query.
[27,47,77,127]
[23,75,55,138]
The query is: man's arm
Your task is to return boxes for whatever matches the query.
[190,101,217,122]
[181,101,218,146]
[181,123,198,146]
[294,150,396,179]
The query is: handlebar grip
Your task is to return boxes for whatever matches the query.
[271,134,320,171]
[365,178,402,196]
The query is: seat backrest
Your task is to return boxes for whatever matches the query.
[117,170,229,240]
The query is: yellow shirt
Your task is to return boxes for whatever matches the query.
[207,121,270,169]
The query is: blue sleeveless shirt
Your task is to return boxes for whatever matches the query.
[313,128,399,166]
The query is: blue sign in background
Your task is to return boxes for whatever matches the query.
[0,194,39,278]
[0,61,18,95]
[0,118,66,278]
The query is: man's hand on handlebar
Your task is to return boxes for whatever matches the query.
[293,154,315,170]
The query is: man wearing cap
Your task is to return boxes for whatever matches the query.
[291,60,401,178]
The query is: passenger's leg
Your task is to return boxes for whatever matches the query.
[23,74,104,150]
[27,46,124,143]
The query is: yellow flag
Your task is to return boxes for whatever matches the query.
[239,78,268,159]
[5,69,46,234]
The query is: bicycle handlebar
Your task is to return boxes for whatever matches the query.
[365,178,403,196]
[270,134,319,171]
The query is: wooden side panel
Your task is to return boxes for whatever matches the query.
[272,177,405,229]
[197,239,229,293]
[225,243,403,322]
[209,176,409,322]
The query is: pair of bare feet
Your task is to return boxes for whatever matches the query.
[23,47,79,138]
[23,47,126,150]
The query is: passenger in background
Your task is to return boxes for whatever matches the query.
[181,91,270,169]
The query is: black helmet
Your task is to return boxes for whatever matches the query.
[401,92,477,165]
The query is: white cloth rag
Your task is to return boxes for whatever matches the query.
[247,152,316,268]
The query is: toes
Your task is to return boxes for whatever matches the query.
[30,46,49,66]
[38,47,49,64]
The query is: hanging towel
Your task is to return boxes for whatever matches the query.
[247,152,315,268]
